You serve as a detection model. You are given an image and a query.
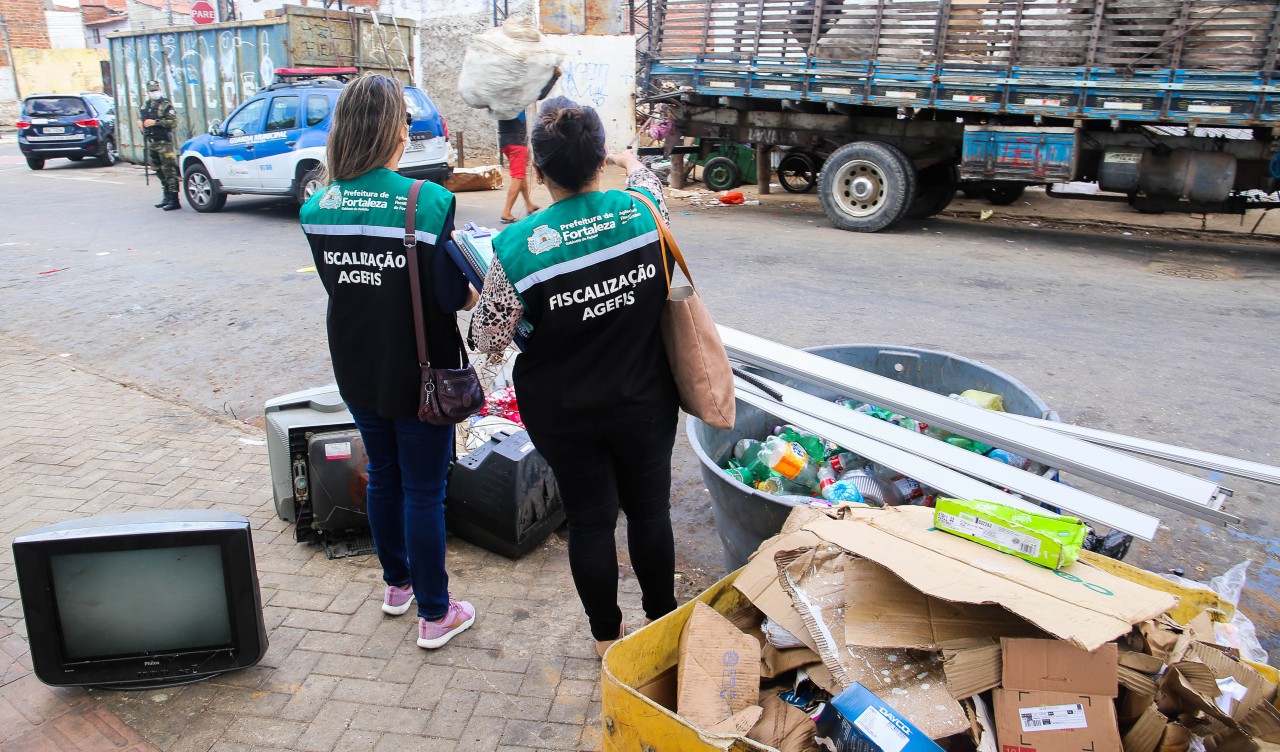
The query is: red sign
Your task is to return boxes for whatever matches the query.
[191,0,216,24]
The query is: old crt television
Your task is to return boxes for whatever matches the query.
[13,509,268,689]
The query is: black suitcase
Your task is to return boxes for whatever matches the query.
[445,430,564,558]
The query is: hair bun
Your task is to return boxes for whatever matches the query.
[541,106,582,138]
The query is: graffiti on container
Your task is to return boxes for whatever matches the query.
[161,34,182,108]
[199,37,218,109]
[563,62,611,108]
[258,30,275,89]
[123,43,139,105]
[219,31,256,111]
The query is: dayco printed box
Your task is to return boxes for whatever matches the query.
[814,683,945,752]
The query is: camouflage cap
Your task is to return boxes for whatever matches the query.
[146,79,162,91]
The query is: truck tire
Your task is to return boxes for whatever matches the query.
[906,163,958,219]
[983,184,1025,206]
[818,141,916,232]
[184,164,227,213]
[778,152,818,193]
[702,156,741,192]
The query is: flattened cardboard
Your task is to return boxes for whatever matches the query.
[1187,642,1273,720]
[1119,665,1160,697]
[677,602,761,729]
[802,508,1176,652]
[708,705,764,736]
[1001,638,1118,697]
[1123,704,1169,752]
[941,638,1002,700]
[994,688,1121,752]
[763,643,821,679]
[815,683,946,752]
[1121,649,1169,676]
[777,544,971,739]
[733,529,823,652]
[747,694,820,752]
[844,556,1042,650]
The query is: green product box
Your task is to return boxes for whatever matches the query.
[933,497,1088,570]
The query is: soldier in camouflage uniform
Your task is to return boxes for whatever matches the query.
[138,79,181,211]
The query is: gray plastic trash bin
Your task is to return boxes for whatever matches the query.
[687,344,1060,571]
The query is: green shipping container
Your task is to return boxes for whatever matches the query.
[107,5,416,163]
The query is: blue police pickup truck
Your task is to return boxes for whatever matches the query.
[178,68,450,213]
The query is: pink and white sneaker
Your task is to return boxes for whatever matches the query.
[382,583,415,616]
[417,599,476,649]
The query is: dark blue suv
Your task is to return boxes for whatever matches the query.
[17,93,119,170]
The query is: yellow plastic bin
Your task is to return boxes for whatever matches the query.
[599,552,1239,751]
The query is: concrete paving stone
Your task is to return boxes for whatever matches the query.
[348,703,430,735]
[104,684,218,744]
[404,662,455,709]
[289,700,359,752]
[580,721,604,751]
[259,605,288,635]
[374,732,458,752]
[313,653,388,681]
[556,678,596,698]
[260,650,323,695]
[4,674,86,725]
[206,689,292,718]
[514,654,565,700]
[360,617,413,660]
[562,657,603,683]
[459,713,508,750]
[277,675,341,723]
[1,706,162,752]
[261,587,335,612]
[328,581,377,616]
[281,609,350,633]
[0,696,37,744]
[332,729,383,751]
[548,692,592,726]
[330,677,408,707]
[420,689,480,740]
[203,665,271,691]
[501,719,584,750]
[297,629,369,656]
[448,666,524,694]
[219,716,305,749]
[473,691,552,722]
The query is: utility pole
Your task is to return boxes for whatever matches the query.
[0,15,19,101]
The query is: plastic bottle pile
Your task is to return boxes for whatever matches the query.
[721,389,1036,508]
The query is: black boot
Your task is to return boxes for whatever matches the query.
[154,191,170,208]
[162,191,181,211]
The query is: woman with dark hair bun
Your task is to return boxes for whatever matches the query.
[471,96,678,658]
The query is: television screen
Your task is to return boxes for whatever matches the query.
[51,545,233,660]
[14,509,268,689]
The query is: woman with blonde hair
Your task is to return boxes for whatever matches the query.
[301,74,477,650]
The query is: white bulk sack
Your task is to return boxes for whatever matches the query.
[458,19,565,121]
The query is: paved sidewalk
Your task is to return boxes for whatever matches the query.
[0,340,612,752]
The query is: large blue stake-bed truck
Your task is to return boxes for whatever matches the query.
[643,0,1280,231]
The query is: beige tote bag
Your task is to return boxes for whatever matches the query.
[632,191,736,430]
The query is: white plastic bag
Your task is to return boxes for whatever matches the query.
[457,19,564,121]
[1160,561,1268,665]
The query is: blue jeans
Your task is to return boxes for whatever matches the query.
[347,405,453,620]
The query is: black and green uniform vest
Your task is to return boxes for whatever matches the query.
[301,168,465,419]
[493,186,678,429]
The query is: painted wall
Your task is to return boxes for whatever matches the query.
[46,9,89,49]
[0,68,19,122]
[13,48,109,95]
[544,33,636,153]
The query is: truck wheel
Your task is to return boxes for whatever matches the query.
[702,156,741,192]
[184,164,227,213]
[296,167,323,205]
[818,141,916,232]
[26,157,45,170]
[906,163,958,219]
[984,184,1025,206]
[778,152,818,193]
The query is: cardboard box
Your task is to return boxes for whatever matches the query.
[748,693,821,752]
[934,498,1088,570]
[814,683,946,752]
[677,602,761,730]
[799,507,1176,652]
[994,638,1121,752]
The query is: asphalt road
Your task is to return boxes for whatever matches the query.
[2,141,1278,659]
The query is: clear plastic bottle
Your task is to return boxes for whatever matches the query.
[759,436,819,492]
[827,451,860,475]
[772,425,826,462]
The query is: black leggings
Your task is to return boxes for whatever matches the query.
[525,406,680,641]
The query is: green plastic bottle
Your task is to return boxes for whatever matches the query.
[773,425,827,462]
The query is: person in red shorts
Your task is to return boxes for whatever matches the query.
[498,68,561,224]
[498,113,536,224]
